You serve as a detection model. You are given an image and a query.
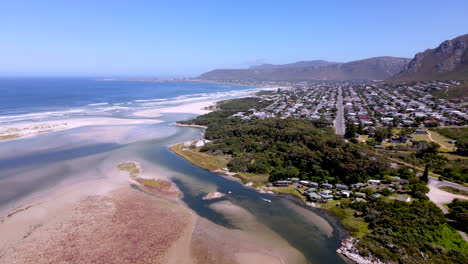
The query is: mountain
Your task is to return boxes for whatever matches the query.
[387,34,468,82]
[199,57,411,81]
[250,60,339,69]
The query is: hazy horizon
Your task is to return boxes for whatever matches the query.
[2,0,468,77]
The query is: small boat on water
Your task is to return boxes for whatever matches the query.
[261,198,271,203]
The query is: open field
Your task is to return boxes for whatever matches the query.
[322,200,370,238]
[170,144,229,172]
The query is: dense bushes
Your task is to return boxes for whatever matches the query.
[200,117,390,184]
[351,200,467,263]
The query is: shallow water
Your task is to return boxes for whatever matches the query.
[134,118,347,263]
[0,116,347,263]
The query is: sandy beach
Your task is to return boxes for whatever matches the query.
[0,117,163,141]
[133,100,216,118]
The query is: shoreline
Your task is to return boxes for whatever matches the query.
[0,117,163,142]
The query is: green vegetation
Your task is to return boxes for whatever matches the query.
[351,200,467,263]
[199,117,390,184]
[430,127,468,142]
[447,199,468,233]
[136,178,161,188]
[176,97,468,263]
[117,162,140,178]
[169,144,229,172]
[234,172,269,185]
[439,186,468,196]
[323,200,370,237]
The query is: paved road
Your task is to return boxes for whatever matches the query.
[334,86,345,135]
[427,177,467,214]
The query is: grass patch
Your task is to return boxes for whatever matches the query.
[0,134,20,140]
[234,172,269,185]
[439,152,468,160]
[411,133,430,142]
[430,127,468,141]
[117,162,140,178]
[439,186,468,196]
[136,178,161,188]
[170,143,229,172]
[323,200,370,237]
[273,186,308,202]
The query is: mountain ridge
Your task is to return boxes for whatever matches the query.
[199,56,411,81]
[387,34,468,82]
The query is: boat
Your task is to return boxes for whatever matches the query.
[261,198,271,203]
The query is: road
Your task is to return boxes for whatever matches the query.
[334,86,345,135]
[426,177,468,242]
[427,176,467,213]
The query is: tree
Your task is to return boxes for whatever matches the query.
[421,164,429,183]
[455,138,468,156]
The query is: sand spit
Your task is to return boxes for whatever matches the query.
[133,100,216,118]
[0,161,196,264]
[0,117,162,142]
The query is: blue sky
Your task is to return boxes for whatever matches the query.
[1,0,467,77]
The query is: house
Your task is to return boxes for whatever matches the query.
[319,190,333,196]
[367,180,381,185]
[374,145,385,149]
[273,180,291,187]
[355,198,367,203]
[290,177,300,182]
[322,183,333,189]
[308,182,319,188]
[335,184,349,190]
[396,195,411,202]
[370,193,382,199]
[321,194,334,201]
[307,192,321,201]
[414,129,427,134]
[338,190,351,198]
[306,188,317,193]
[299,180,310,186]
[355,192,367,198]
[351,183,365,188]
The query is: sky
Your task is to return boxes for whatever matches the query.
[1,0,468,77]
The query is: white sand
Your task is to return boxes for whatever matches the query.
[133,100,216,118]
[0,117,162,141]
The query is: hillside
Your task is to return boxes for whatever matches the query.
[388,34,468,82]
[199,56,410,81]
[250,60,339,69]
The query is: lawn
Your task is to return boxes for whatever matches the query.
[170,143,229,172]
[234,172,269,185]
[273,186,308,202]
[322,200,370,237]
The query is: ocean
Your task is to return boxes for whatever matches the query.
[0,78,260,124]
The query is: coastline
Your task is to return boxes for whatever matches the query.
[1,94,315,263]
[0,117,163,142]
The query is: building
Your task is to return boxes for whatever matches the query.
[355,192,366,198]
[273,180,291,187]
[367,180,381,185]
[307,192,321,201]
[335,184,349,190]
